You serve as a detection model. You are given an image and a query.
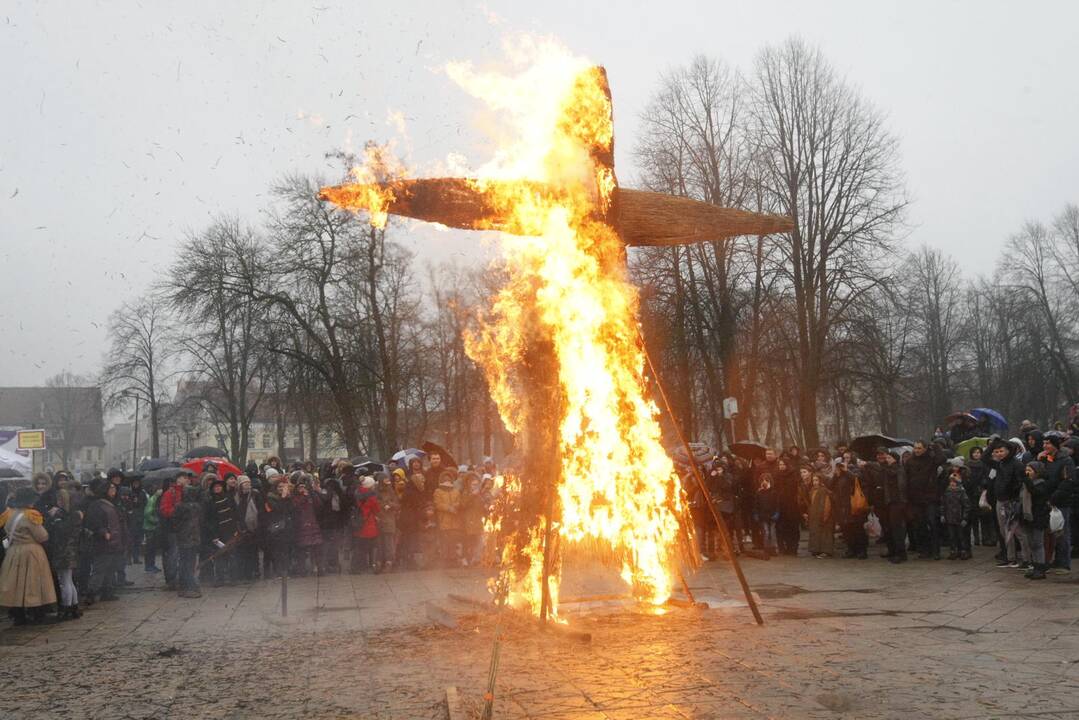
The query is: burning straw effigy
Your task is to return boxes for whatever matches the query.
[319,41,792,622]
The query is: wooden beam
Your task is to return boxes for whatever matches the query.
[319,179,794,245]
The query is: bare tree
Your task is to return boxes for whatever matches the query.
[904,246,967,423]
[751,38,907,447]
[166,216,271,465]
[100,293,174,458]
[40,371,103,471]
[1011,221,1077,400]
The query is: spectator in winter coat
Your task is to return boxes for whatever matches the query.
[290,476,323,576]
[833,462,868,559]
[905,441,945,560]
[989,439,1024,567]
[967,447,995,546]
[773,460,802,556]
[261,477,293,579]
[142,484,161,573]
[0,488,55,625]
[173,485,204,598]
[351,477,380,573]
[943,469,973,560]
[1019,462,1051,579]
[44,489,83,619]
[433,471,462,566]
[754,474,778,556]
[159,469,195,591]
[398,472,427,569]
[805,473,834,558]
[376,474,400,570]
[205,478,238,586]
[318,477,349,574]
[459,473,490,566]
[233,476,261,581]
[1040,436,1076,573]
[84,479,126,603]
[865,448,908,564]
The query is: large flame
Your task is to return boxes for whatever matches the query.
[452,40,685,614]
[327,38,687,616]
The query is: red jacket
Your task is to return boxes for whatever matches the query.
[352,490,381,539]
[159,484,184,520]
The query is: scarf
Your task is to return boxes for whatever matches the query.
[0,507,43,527]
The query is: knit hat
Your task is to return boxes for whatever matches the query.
[946,456,966,468]
[1026,460,1045,478]
[237,475,251,489]
[361,476,376,489]
[265,467,281,479]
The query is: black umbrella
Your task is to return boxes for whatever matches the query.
[137,457,179,472]
[182,446,228,460]
[850,434,915,460]
[730,441,769,462]
[123,469,145,481]
[421,441,458,470]
[355,461,387,477]
[143,466,189,484]
[0,468,24,479]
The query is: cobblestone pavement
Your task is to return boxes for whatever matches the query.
[2,543,1079,719]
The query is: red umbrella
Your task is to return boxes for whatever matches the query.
[182,457,243,479]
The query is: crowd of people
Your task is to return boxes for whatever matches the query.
[687,422,1077,581]
[0,451,497,625]
[2,423,1076,627]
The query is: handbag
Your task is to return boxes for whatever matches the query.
[2,512,23,550]
[864,511,882,539]
[1050,507,1066,534]
[851,479,869,515]
[978,489,991,511]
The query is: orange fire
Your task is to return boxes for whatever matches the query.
[325,39,687,616]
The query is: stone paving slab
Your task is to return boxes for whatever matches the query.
[1,543,1078,718]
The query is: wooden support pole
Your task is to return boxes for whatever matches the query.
[281,575,288,618]
[638,329,765,626]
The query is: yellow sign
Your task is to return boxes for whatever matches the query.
[17,429,46,451]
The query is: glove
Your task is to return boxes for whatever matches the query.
[961,520,968,527]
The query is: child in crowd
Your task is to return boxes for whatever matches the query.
[943,467,972,560]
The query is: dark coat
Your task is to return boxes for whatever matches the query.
[172,487,203,550]
[291,492,323,547]
[84,497,125,554]
[990,454,1024,502]
[942,485,972,525]
[1020,475,1051,529]
[773,470,801,521]
[262,492,292,543]
[205,489,238,543]
[1043,453,1077,508]
[46,507,82,570]
[318,479,350,530]
[905,449,943,504]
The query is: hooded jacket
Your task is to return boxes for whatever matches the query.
[84,493,125,555]
[352,488,380,539]
[205,480,238,543]
[1020,462,1051,529]
[988,441,1024,502]
[1041,449,1077,508]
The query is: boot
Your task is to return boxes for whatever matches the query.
[70,603,83,619]
[1028,563,1047,580]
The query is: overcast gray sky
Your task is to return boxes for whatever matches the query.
[2,0,1077,387]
